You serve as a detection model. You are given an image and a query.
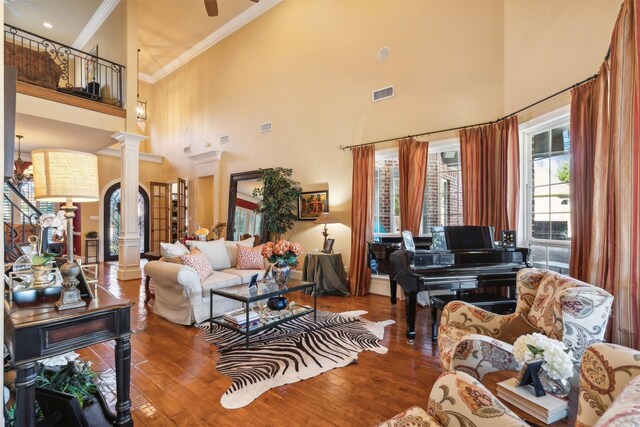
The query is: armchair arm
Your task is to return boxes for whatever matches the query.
[427,371,528,426]
[144,260,202,303]
[578,343,640,427]
[438,324,520,380]
[440,300,518,338]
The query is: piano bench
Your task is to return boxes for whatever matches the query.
[430,294,516,343]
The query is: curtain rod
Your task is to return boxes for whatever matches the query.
[339,72,599,151]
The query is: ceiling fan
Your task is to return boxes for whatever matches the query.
[204,0,259,17]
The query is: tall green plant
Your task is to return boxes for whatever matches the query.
[253,167,302,241]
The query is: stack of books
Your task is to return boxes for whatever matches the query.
[223,308,260,329]
[496,378,568,424]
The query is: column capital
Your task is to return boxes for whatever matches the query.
[111,131,147,146]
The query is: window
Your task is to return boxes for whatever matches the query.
[522,112,571,274]
[373,142,463,237]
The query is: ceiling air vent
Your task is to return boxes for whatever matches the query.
[183,146,191,155]
[372,85,394,103]
[220,135,230,144]
[260,122,272,133]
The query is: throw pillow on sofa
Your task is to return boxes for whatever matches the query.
[225,236,255,267]
[179,248,214,281]
[237,245,264,269]
[160,240,189,258]
[186,238,231,270]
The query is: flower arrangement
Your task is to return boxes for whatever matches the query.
[212,221,227,239]
[31,211,67,266]
[261,239,303,268]
[513,333,574,380]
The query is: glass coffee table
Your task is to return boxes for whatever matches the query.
[209,279,316,349]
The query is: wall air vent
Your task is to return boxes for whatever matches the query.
[260,122,272,133]
[183,146,191,155]
[372,85,394,102]
[220,135,230,144]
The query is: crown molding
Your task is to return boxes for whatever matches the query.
[189,150,222,164]
[72,0,121,50]
[147,0,281,84]
[97,147,164,164]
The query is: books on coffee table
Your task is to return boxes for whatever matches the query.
[223,308,260,327]
[497,378,568,424]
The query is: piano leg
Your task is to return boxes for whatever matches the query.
[431,303,438,343]
[405,292,417,344]
[389,278,398,306]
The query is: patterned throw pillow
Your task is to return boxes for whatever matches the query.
[236,245,264,270]
[179,247,214,281]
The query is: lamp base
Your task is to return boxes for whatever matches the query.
[55,260,86,311]
[55,286,86,310]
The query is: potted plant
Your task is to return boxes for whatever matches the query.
[85,231,99,239]
[252,167,302,242]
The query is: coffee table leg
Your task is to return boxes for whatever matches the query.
[209,291,213,332]
[313,284,317,321]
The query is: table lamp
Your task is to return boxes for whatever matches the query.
[313,212,335,248]
[32,149,99,310]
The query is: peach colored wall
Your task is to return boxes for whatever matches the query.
[147,0,507,264]
[503,0,620,118]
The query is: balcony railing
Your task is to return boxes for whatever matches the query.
[4,24,125,107]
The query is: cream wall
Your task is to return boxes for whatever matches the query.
[80,3,126,67]
[148,0,507,264]
[503,0,620,118]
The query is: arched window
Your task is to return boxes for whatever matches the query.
[104,183,149,261]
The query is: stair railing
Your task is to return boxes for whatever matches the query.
[4,180,42,262]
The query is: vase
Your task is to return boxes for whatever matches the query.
[272,262,291,287]
[538,368,571,398]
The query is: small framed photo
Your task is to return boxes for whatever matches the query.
[17,242,35,257]
[322,238,335,254]
[515,359,546,397]
[298,190,329,221]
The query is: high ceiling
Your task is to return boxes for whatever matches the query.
[4,0,271,154]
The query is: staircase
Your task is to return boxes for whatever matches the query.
[4,180,42,262]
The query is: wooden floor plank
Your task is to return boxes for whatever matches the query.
[76,261,445,426]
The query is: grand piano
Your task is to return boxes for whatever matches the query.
[368,226,530,343]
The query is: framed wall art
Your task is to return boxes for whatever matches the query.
[298,190,329,221]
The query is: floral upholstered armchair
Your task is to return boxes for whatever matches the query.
[577,342,640,426]
[379,371,528,427]
[437,268,614,380]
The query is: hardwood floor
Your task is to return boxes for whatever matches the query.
[79,261,443,426]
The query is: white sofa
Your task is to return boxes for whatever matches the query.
[144,237,266,325]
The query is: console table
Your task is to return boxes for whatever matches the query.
[4,286,134,427]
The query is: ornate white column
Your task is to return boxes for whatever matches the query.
[112,131,147,281]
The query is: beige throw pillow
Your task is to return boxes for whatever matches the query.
[186,238,231,270]
[160,240,189,258]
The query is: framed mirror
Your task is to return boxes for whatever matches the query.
[227,170,267,244]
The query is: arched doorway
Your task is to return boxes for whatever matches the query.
[104,183,150,261]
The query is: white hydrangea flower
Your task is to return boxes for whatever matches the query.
[513,333,574,380]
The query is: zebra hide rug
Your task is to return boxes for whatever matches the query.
[197,310,394,409]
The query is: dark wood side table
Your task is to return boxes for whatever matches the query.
[483,370,577,426]
[143,251,162,304]
[4,286,134,427]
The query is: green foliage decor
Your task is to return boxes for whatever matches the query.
[253,167,302,241]
[36,360,100,407]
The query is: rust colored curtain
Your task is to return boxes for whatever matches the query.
[569,64,609,282]
[398,138,429,235]
[459,116,520,238]
[348,145,375,296]
[570,0,640,348]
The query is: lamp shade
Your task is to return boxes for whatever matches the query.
[313,212,334,224]
[32,149,99,202]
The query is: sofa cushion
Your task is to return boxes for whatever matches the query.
[187,238,231,270]
[237,245,264,269]
[222,268,265,284]
[179,248,214,281]
[160,240,189,258]
[225,237,255,267]
[200,270,243,295]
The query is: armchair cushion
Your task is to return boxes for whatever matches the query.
[593,375,640,427]
[494,314,542,345]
